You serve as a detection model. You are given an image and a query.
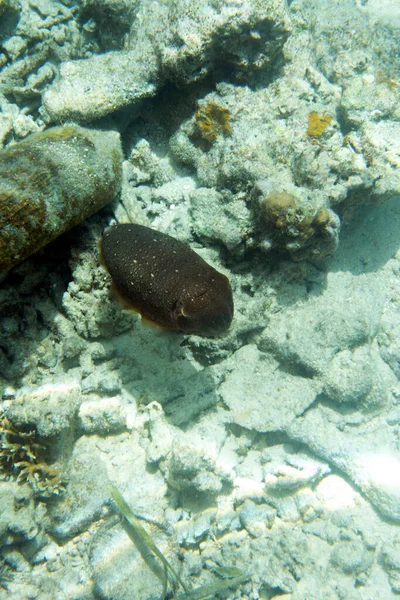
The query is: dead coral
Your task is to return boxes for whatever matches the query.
[253,189,340,259]
[0,0,21,43]
[258,192,334,241]
[0,417,66,497]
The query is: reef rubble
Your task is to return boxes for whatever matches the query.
[1,0,400,599]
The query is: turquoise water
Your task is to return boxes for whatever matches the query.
[0,0,400,598]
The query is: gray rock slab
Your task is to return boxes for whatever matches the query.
[43,50,159,122]
[287,405,400,523]
[321,342,396,411]
[259,270,385,375]
[46,435,111,539]
[218,344,320,432]
[5,380,81,437]
[90,522,181,600]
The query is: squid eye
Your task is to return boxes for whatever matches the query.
[172,300,185,320]
[172,300,193,332]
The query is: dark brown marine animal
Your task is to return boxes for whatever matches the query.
[101,224,234,336]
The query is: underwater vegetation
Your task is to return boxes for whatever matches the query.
[110,485,248,600]
[111,485,187,598]
[191,101,232,149]
[0,417,66,497]
[101,223,234,337]
[0,124,122,274]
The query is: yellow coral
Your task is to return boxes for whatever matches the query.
[306,112,332,138]
[258,192,298,229]
[258,192,333,244]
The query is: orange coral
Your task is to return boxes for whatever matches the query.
[306,112,332,138]
[193,102,232,147]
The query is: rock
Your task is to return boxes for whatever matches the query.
[42,0,291,122]
[78,396,126,434]
[167,437,230,495]
[43,50,159,122]
[259,271,384,374]
[287,405,400,523]
[330,539,373,575]
[219,344,320,432]
[90,524,174,600]
[239,499,276,537]
[0,125,123,274]
[4,380,81,437]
